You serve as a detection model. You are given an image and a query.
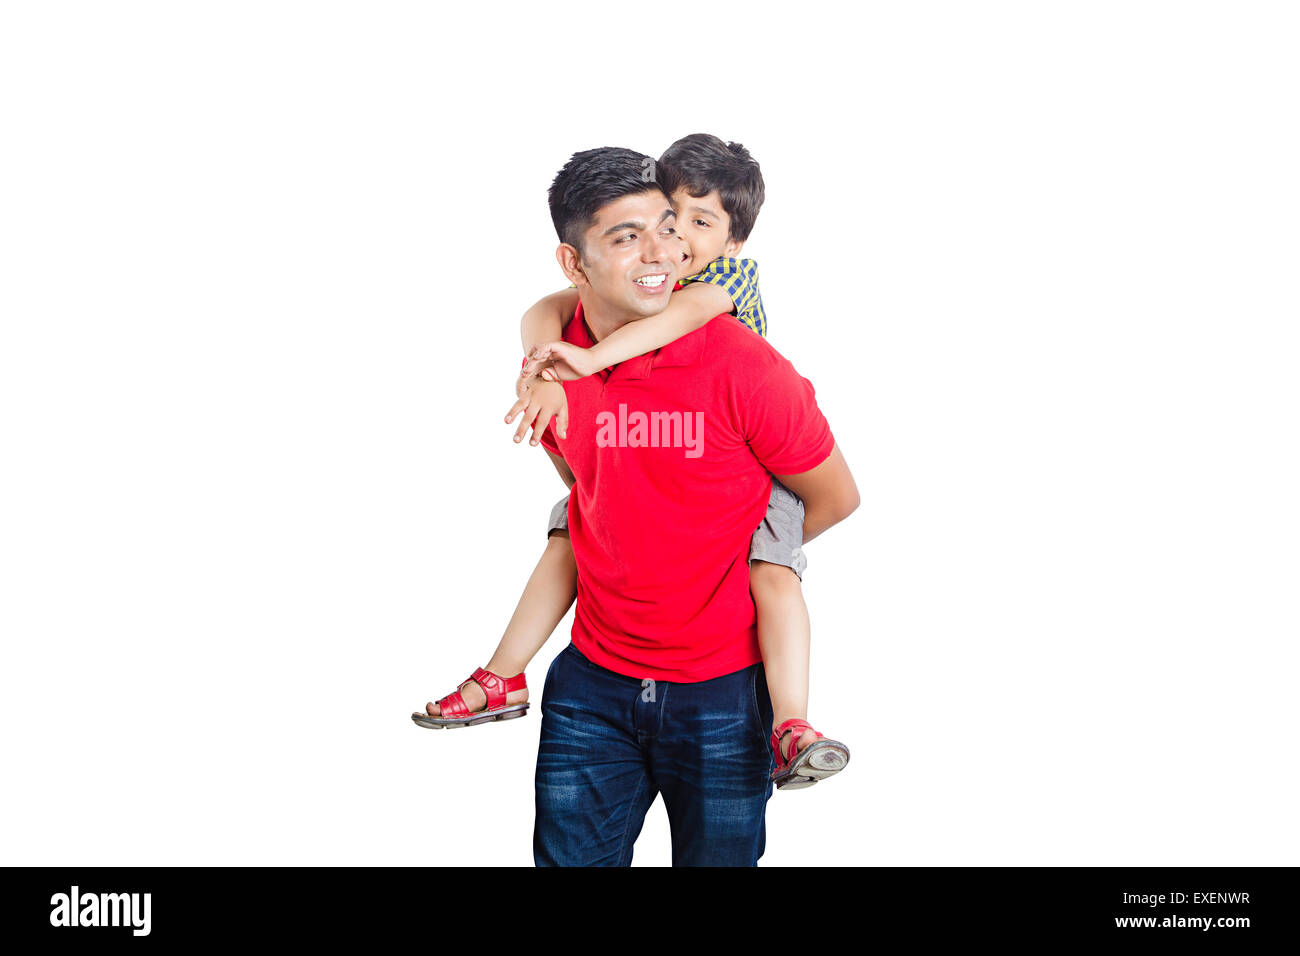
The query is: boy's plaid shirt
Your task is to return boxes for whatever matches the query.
[680,256,767,338]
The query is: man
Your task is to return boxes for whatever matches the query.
[532,147,859,866]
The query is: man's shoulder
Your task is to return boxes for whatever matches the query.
[701,313,788,380]
[560,306,593,347]
[703,312,769,350]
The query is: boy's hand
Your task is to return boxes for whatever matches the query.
[506,376,569,446]
[520,341,605,383]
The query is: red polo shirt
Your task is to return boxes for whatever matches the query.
[539,301,835,682]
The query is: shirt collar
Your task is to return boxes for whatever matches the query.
[568,284,707,382]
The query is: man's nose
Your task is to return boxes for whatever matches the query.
[644,228,679,269]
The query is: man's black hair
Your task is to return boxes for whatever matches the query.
[548,147,666,258]
[657,134,765,243]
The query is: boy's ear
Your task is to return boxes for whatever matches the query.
[556,243,587,287]
[723,236,744,259]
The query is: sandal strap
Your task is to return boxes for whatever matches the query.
[433,668,527,719]
[471,667,526,710]
[436,688,471,719]
[770,718,823,766]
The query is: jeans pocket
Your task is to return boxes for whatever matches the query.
[748,663,773,749]
[562,641,596,674]
[545,644,573,697]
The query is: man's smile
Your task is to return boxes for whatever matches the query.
[632,271,671,295]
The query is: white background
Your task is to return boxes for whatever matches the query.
[2,2,1296,867]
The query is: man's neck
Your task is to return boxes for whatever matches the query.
[576,295,636,344]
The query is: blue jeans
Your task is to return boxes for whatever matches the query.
[534,642,775,867]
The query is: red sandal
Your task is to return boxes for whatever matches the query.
[770,718,850,790]
[411,667,529,729]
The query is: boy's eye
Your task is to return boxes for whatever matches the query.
[694,220,709,228]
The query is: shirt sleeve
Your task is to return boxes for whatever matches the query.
[680,257,765,338]
[742,357,835,476]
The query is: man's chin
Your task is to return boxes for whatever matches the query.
[628,297,670,317]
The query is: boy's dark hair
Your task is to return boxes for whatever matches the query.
[657,134,765,243]
[548,147,665,258]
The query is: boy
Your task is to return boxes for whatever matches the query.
[413,134,850,791]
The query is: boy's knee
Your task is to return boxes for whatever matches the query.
[749,559,803,602]
[545,531,574,560]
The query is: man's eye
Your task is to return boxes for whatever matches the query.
[662,226,677,236]
[616,234,636,243]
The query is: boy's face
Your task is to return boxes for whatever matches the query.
[669,188,743,278]
[560,188,681,321]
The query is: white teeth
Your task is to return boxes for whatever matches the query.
[635,275,666,287]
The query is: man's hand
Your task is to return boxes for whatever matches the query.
[520,341,605,384]
[506,375,569,446]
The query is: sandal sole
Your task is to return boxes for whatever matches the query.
[410,704,530,729]
[772,739,850,790]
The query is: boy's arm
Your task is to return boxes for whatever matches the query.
[508,288,578,446]
[524,281,734,381]
[587,282,733,368]
[521,288,580,356]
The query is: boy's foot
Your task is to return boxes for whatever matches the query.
[770,718,850,790]
[423,676,529,717]
[775,724,822,759]
[412,667,530,729]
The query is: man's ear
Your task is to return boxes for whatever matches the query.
[556,243,588,287]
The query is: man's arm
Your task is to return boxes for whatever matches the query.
[546,449,576,490]
[508,375,569,445]
[740,351,858,544]
[772,443,860,545]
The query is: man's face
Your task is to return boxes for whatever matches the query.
[669,188,742,279]
[572,189,681,320]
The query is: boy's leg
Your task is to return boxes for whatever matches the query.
[749,479,820,757]
[751,563,817,752]
[423,494,577,716]
[651,660,775,866]
[534,643,658,866]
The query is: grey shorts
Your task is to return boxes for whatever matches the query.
[546,494,571,538]
[545,478,808,579]
[749,478,808,579]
